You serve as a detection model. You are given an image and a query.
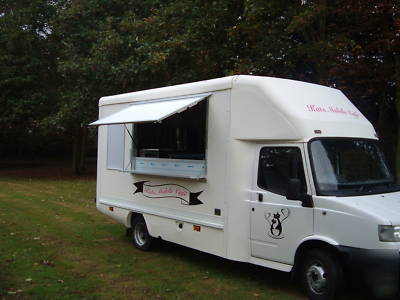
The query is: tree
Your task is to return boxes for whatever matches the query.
[1,0,398,177]
[0,0,59,158]
[48,0,243,173]
[229,0,399,177]
[47,0,145,174]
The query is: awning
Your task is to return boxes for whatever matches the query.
[90,94,210,126]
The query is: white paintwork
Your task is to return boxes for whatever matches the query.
[92,75,400,274]
[297,235,339,247]
[250,144,313,265]
[230,76,375,140]
[249,256,293,272]
[90,94,209,126]
[98,78,233,106]
[99,197,224,229]
[313,193,400,250]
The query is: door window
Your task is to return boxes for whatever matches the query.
[257,147,306,196]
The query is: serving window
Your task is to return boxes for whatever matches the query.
[91,94,209,179]
[132,99,207,178]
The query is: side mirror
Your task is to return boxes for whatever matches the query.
[286,178,313,208]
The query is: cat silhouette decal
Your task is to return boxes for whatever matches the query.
[264,208,290,239]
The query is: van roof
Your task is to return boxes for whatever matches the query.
[98,75,237,106]
[97,75,376,141]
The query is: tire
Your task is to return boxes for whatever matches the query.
[131,215,154,251]
[301,249,344,300]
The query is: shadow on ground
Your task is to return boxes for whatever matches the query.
[151,239,369,300]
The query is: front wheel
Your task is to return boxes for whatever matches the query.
[301,249,344,300]
[131,215,155,251]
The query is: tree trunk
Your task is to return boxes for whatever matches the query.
[317,0,327,85]
[377,90,396,172]
[79,126,88,173]
[72,128,80,175]
[72,125,87,175]
[395,56,400,182]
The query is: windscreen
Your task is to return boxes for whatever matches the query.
[310,138,399,196]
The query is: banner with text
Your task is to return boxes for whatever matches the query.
[133,181,203,205]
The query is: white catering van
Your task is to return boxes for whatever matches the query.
[91,75,400,299]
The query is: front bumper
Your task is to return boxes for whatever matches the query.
[338,246,399,298]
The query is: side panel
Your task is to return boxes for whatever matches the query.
[96,90,231,258]
[230,77,301,140]
[312,196,387,250]
[230,76,376,141]
[144,214,225,257]
[223,139,255,262]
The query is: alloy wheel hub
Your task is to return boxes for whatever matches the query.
[306,264,327,294]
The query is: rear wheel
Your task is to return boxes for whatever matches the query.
[131,215,154,251]
[301,249,344,300]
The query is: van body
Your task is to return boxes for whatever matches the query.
[91,75,400,299]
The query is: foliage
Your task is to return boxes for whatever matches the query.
[0,0,399,175]
[0,0,59,156]
[226,0,399,172]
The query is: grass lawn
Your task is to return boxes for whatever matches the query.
[0,162,363,299]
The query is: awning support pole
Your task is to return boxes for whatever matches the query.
[124,124,137,172]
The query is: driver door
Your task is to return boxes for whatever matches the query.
[249,144,313,264]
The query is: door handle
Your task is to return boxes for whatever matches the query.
[258,193,263,202]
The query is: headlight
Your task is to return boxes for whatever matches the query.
[378,225,400,242]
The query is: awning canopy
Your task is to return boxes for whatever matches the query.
[90,94,210,126]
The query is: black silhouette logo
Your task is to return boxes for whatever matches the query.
[265,208,290,239]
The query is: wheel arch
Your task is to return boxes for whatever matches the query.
[130,212,157,251]
[127,211,143,228]
[292,236,342,279]
[127,211,158,238]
